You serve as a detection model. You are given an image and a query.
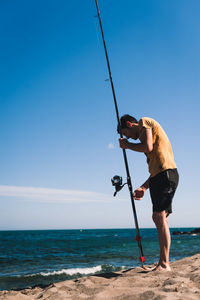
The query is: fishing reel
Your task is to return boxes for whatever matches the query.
[111,175,127,197]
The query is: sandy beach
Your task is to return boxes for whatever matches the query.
[0,253,199,300]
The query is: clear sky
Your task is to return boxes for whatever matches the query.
[0,0,199,230]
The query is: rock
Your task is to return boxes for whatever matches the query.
[172,228,200,235]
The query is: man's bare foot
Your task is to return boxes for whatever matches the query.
[152,264,171,271]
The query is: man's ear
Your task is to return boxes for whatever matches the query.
[126,121,132,128]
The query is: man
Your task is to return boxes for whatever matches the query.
[118,115,179,271]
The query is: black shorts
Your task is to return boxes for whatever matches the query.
[149,169,179,214]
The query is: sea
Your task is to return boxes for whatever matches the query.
[0,228,199,291]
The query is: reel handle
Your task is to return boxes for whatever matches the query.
[113,183,127,197]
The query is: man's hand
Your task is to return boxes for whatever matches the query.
[119,138,130,149]
[133,187,146,200]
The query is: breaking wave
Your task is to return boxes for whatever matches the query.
[0,264,125,291]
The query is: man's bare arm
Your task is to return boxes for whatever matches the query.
[140,177,150,190]
[119,128,153,153]
[133,177,150,200]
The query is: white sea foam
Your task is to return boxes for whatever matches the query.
[28,266,102,277]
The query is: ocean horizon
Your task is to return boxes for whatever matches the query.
[0,226,197,230]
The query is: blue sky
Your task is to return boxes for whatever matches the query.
[0,0,199,230]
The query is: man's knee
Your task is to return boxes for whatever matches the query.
[152,211,166,227]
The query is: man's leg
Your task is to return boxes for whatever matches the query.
[152,210,171,271]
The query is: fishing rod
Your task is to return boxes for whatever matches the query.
[94,0,145,265]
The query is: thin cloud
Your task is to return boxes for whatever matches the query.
[0,185,115,203]
[108,143,115,149]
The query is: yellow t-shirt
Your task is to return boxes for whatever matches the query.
[138,117,176,178]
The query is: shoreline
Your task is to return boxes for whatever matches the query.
[1,254,200,299]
